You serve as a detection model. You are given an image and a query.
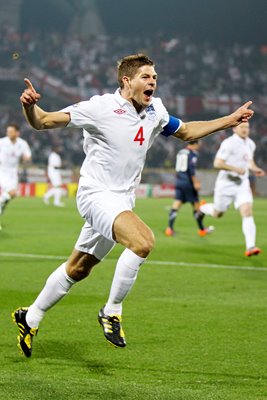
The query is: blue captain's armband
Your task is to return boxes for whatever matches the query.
[160,116,182,137]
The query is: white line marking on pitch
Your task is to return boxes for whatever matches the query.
[0,252,266,272]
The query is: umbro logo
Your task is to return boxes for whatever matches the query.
[113,109,126,114]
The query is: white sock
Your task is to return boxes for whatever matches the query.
[104,249,146,316]
[242,216,256,249]
[44,188,55,200]
[200,203,215,216]
[26,263,76,328]
[54,187,62,205]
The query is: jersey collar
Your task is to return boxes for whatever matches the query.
[7,137,17,145]
[233,133,247,143]
[114,88,130,107]
[114,88,152,118]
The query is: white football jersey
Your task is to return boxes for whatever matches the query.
[47,151,62,186]
[61,89,181,192]
[215,133,255,183]
[48,152,61,172]
[0,136,31,171]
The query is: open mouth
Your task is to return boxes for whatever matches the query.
[144,89,153,100]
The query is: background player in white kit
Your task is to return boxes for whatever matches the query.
[13,54,255,357]
[43,146,65,207]
[0,124,31,223]
[199,122,265,256]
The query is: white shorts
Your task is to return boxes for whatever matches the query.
[75,186,135,259]
[48,170,62,186]
[0,169,18,192]
[214,178,253,212]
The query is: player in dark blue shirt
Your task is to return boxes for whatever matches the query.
[165,140,214,237]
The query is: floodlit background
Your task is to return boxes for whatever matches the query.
[0,3,267,399]
[0,0,267,192]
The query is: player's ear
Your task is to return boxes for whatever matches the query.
[122,76,130,88]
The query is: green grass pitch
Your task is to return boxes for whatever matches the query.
[0,196,266,400]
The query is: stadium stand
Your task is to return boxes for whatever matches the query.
[0,25,267,174]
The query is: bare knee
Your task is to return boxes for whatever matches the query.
[114,210,155,258]
[9,190,17,198]
[66,250,100,281]
[131,230,155,258]
[214,210,224,218]
[239,203,253,217]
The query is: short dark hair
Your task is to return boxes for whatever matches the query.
[7,123,20,131]
[117,54,154,89]
[188,140,199,145]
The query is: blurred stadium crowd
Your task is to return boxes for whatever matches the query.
[1,25,267,170]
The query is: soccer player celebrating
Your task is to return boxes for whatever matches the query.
[199,121,265,256]
[0,124,31,223]
[13,54,254,357]
[165,139,214,237]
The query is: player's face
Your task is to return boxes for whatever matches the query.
[6,126,19,141]
[125,65,157,110]
[234,122,250,139]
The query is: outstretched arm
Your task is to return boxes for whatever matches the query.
[20,78,70,130]
[174,101,254,141]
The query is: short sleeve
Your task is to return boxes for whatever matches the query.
[150,98,182,137]
[60,96,100,130]
[161,115,182,137]
[22,140,32,158]
[249,139,256,160]
[215,140,231,160]
[188,154,197,176]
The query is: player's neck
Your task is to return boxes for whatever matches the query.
[235,133,247,141]
[132,99,144,114]
[120,89,144,114]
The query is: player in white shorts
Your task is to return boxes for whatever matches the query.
[199,122,265,256]
[13,53,255,357]
[0,124,31,223]
[43,146,65,207]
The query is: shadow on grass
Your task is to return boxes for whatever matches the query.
[28,339,114,375]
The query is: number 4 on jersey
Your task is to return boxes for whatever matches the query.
[134,127,145,145]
